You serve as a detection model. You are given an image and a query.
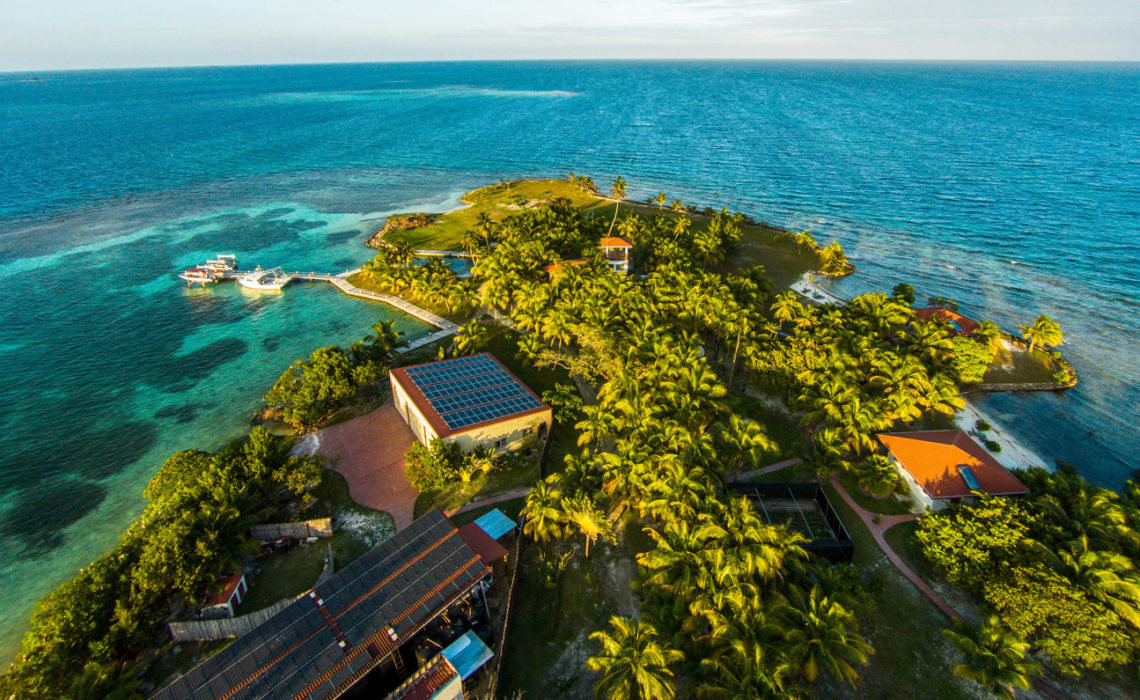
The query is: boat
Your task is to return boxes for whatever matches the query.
[202,254,237,272]
[237,266,294,291]
[179,268,217,286]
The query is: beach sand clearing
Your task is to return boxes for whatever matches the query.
[293,400,420,530]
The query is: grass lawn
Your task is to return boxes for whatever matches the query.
[376,177,817,291]
[413,451,541,519]
[837,471,914,516]
[984,344,1057,384]
[819,480,970,699]
[498,512,652,699]
[243,470,396,612]
[882,520,940,583]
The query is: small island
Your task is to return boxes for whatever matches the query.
[6,175,1132,700]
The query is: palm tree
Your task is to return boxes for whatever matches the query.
[608,176,629,236]
[521,480,567,544]
[1020,314,1063,353]
[670,198,684,213]
[650,192,668,210]
[856,454,898,499]
[792,230,818,253]
[1037,535,1140,628]
[365,319,406,361]
[586,616,684,700]
[564,494,615,557]
[718,414,775,481]
[770,291,803,332]
[452,319,487,356]
[475,211,496,246]
[942,616,1040,700]
[973,320,1004,352]
[783,585,874,687]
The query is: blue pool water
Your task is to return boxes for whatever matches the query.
[0,60,1137,657]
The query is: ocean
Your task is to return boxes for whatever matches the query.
[0,60,1137,659]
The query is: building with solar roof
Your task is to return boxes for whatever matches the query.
[151,509,505,700]
[389,353,552,452]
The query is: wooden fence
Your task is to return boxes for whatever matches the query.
[169,595,301,643]
[249,518,332,540]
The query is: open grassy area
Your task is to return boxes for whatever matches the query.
[499,512,652,699]
[984,343,1057,384]
[882,520,940,583]
[374,177,817,291]
[837,471,914,516]
[819,481,970,699]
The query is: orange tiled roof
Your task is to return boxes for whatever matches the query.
[599,237,633,248]
[543,259,587,275]
[877,430,1028,500]
[913,307,980,336]
[392,657,458,700]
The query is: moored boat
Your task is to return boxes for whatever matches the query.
[202,254,237,272]
[237,266,293,291]
[179,268,217,285]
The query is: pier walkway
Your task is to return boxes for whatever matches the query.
[188,264,458,347]
[329,270,458,335]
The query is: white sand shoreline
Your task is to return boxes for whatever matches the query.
[789,272,1053,474]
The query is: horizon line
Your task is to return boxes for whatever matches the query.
[4,57,1140,75]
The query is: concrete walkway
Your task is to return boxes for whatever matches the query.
[446,488,532,516]
[330,270,459,333]
[826,473,958,619]
[731,457,804,483]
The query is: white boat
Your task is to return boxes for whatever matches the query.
[179,268,217,285]
[202,254,237,272]
[238,266,294,291]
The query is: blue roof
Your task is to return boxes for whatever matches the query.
[474,508,516,540]
[441,630,494,680]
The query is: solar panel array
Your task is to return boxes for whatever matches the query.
[153,510,489,700]
[402,354,544,431]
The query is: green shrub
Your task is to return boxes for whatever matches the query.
[975,419,992,432]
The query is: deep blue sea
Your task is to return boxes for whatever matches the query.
[1,60,1137,658]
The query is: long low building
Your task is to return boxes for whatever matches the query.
[389,353,552,452]
[152,509,503,700]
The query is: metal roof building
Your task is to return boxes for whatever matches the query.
[152,509,494,700]
[389,354,551,452]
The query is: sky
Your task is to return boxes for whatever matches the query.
[1,0,1138,71]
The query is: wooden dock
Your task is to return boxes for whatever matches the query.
[184,265,459,342]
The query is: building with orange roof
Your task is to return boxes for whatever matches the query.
[913,307,980,337]
[599,236,633,273]
[876,430,1028,511]
[543,258,587,276]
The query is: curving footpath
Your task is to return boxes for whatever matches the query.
[828,473,1071,700]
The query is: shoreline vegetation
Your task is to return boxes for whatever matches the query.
[4,174,1124,700]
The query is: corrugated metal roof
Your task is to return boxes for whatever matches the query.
[152,509,489,700]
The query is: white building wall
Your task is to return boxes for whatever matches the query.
[888,454,943,512]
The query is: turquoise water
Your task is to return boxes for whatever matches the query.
[1,61,1138,658]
